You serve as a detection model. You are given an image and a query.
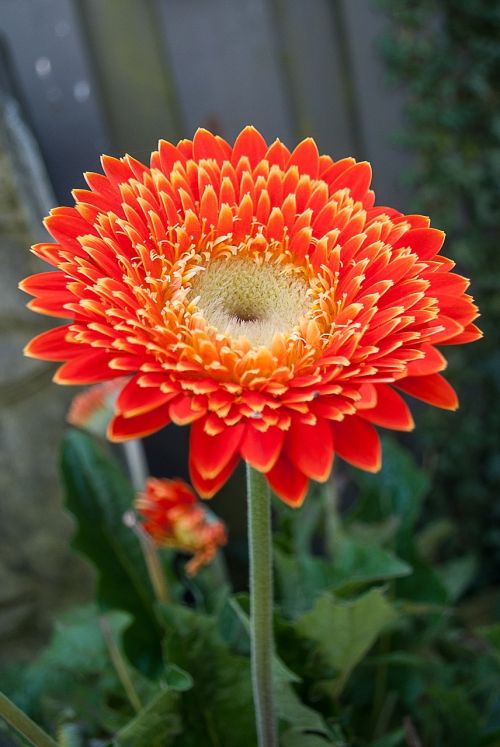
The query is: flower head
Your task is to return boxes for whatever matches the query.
[136,477,227,576]
[21,126,481,505]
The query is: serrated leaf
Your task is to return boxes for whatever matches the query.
[294,589,397,695]
[158,603,257,746]
[113,689,182,747]
[60,429,161,673]
[275,538,410,617]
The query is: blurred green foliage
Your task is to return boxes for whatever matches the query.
[2,432,500,745]
[378,0,500,584]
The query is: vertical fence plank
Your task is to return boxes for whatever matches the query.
[269,0,359,158]
[338,0,412,207]
[154,0,294,144]
[0,0,109,201]
[77,0,182,158]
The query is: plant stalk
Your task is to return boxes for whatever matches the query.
[0,690,58,747]
[99,616,143,713]
[123,438,149,491]
[123,511,170,603]
[246,464,277,747]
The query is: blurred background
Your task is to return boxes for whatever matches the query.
[0,0,498,664]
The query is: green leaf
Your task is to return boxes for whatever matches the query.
[426,686,482,747]
[163,665,193,692]
[158,603,257,746]
[2,605,150,734]
[395,546,448,605]
[478,623,500,663]
[437,554,478,602]
[282,734,342,747]
[60,429,162,673]
[349,437,429,534]
[294,589,397,695]
[275,537,410,617]
[369,731,405,747]
[114,689,182,747]
[277,680,336,744]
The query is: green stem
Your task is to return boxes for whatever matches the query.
[99,616,143,713]
[123,510,170,603]
[246,464,277,747]
[0,690,58,747]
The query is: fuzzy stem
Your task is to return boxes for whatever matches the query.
[0,690,58,747]
[246,464,277,747]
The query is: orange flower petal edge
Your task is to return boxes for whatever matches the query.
[21,126,481,506]
[135,477,227,576]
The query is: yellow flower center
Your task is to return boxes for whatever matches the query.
[189,257,310,347]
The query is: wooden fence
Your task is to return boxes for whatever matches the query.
[0,0,411,205]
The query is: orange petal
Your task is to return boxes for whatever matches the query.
[406,345,447,376]
[240,424,285,472]
[331,416,382,472]
[443,322,482,345]
[266,454,309,507]
[321,157,356,187]
[430,315,464,344]
[115,375,176,418]
[395,228,445,260]
[286,417,334,482]
[157,139,186,175]
[54,351,118,384]
[396,373,458,411]
[265,139,290,168]
[231,126,267,168]
[330,162,372,201]
[288,138,320,178]
[199,185,219,227]
[190,419,245,480]
[19,271,68,296]
[193,128,227,164]
[44,209,94,251]
[108,403,172,441]
[189,450,240,499]
[169,396,206,425]
[24,325,78,360]
[358,384,414,431]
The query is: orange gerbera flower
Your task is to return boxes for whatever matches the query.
[136,477,227,576]
[21,126,481,506]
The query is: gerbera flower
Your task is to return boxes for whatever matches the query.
[20,126,481,506]
[136,477,227,576]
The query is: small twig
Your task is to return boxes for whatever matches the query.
[123,510,170,603]
[403,715,424,747]
[99,616,142,713]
